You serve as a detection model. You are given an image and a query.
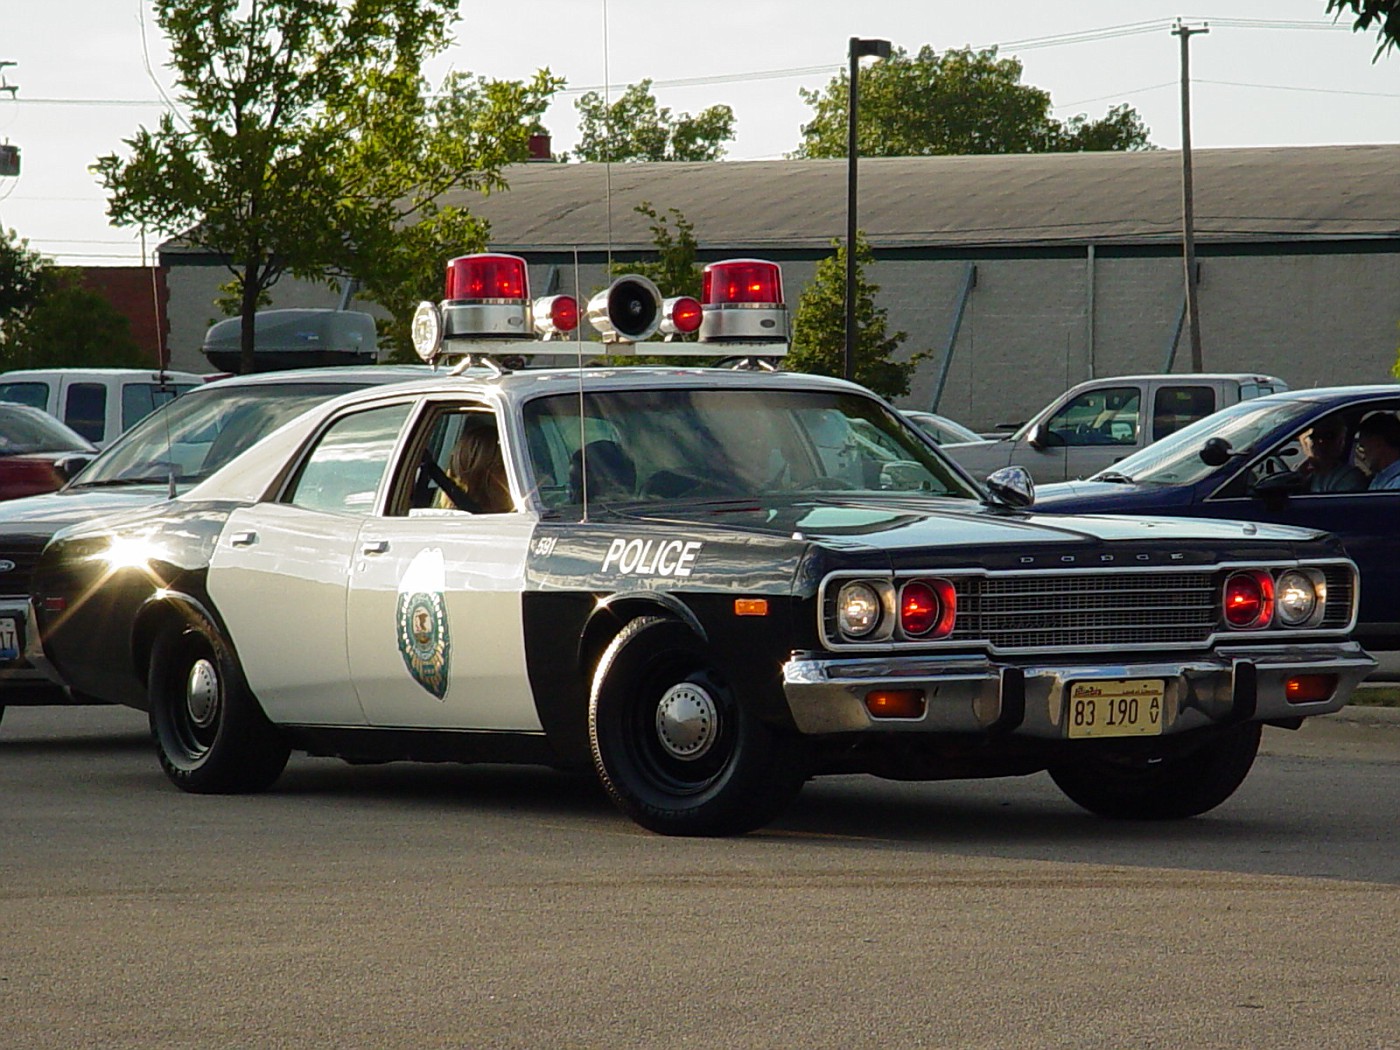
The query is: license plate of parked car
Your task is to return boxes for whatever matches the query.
[0,616,18,661]
[1066,679,1165,739]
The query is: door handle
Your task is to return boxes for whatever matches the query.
[229,531,258,547]
[361,539,389,555]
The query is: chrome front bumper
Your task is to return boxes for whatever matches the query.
[781,642,1376,738]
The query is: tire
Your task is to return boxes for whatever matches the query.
[147,612,289,794]
[1048,722,1262,820]
[589,617,806,836]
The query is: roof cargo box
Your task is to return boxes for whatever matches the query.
[202,309,378,373]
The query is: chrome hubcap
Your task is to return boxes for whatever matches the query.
[654,682,719,761]
[185,658,220,729]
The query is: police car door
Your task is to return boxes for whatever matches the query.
[345,400,541,731]
[208,400,414,725]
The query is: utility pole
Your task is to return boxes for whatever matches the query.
[845,37,890,382]
[1173,21,1207,372]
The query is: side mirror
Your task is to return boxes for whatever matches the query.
[1199,437,1234,467]
[985,465,1035,508]
[1028,422,1049,452]
[53,454,95,482]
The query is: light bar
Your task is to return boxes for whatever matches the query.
[441,253,532,342]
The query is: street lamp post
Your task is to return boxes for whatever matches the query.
[845,36,890,382]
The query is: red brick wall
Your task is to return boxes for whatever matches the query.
[76,267,171,369]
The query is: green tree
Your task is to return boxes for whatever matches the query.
[94,0,560,373]
[0,228,46,326]
[609,202,701,298]
[794,45,1152,158]
[0,270,147,371]
[574,80,734,162]
[786,236,921,400]
[1327,0,1400,56]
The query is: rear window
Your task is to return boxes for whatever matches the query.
[0,382,51,411]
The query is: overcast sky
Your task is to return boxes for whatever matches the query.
[2,0,1398,266]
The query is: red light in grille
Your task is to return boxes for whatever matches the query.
[899,579,957,638]
[1223,570,1275,629]
[702,259,784,306]
[667,296,703,333]
[445,253,529,301]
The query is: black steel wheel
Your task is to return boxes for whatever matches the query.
[148,611,289,794]
[589,617,806,836]
[1049,722,1262,820]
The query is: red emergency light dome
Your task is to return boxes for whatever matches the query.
[445,253,529,301]
[698,258,789,345]
[702,259,784,306]
[440,253,532,341]
[660,296,703,337]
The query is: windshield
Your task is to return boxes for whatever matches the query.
[0,405,91,454]
[1088,398,1310,486]
[523,387,978,508]
[72,381,371,486]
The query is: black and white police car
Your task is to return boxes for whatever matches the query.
[31,255,1375,835]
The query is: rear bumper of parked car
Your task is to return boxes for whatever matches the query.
[781,642,1376,737]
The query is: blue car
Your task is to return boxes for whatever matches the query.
[1032,385,1400,675]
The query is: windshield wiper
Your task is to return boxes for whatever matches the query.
[1094,471,1134,483]
[72,476,191,488]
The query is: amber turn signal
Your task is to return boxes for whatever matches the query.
[733,598,768,617]
[864,689,926,719]
[1285,674,1336,704]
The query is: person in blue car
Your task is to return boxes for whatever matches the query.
[1298,415,1368,493]
[1357,411,1400,490]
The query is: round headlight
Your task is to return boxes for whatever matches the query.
[1275,569,1319,626]
[837,581,883,638]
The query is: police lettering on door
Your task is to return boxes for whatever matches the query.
[602,538,702,577]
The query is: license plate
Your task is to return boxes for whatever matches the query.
[0,616,18,662]
[1066,678,1165,739]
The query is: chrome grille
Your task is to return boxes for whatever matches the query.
[950,571,1218,650]
[0,547,43,598]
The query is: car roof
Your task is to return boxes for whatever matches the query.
[1247,383,1400,405]
[1064,372,1286,387]
[291,364,876,409]
[0,367,205,379]
[193,364,438,389]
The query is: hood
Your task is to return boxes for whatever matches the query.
[0,485,172,547]
[605,494,1321,553]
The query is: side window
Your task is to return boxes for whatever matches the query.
[395,406,513,515]
[63,383,107,442]
[1153,386,1215,439]
[1045,387,1140,447]
[0,382,51,410]
[283,403,411,514]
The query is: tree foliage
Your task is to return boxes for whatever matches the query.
[94,0,560,372]
[0,228,46,325]
[786,236,922,400]
[1327,0,1400,57]
[794,45,1153,158]
[609,202,701,298]
[0,269,147,371]
[574,80,735,162]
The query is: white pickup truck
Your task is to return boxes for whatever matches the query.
[0,368,203,448]
[940,372,1288,484]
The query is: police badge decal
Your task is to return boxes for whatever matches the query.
[396,548,451,699]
